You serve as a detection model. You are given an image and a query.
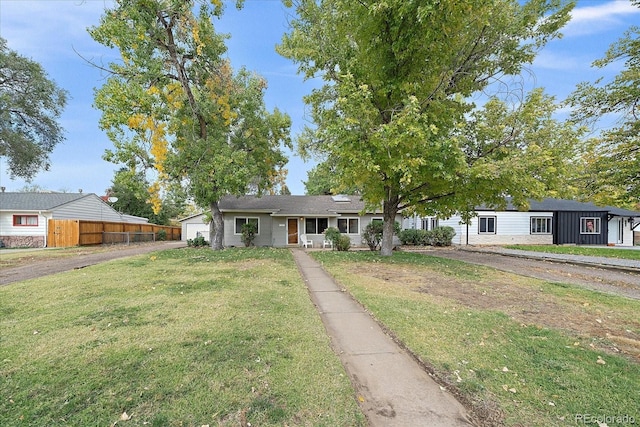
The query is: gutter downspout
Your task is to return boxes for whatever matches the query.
[40,211,47,248]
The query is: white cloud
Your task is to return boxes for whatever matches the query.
[0,1,112,61]
[563,0,640,37]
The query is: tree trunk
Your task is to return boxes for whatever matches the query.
[209,200,224,250]
[380,196,399,257]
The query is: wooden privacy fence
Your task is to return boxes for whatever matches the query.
[48,219,181,247]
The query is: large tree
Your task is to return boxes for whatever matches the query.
[568,0,640,208]
[0,37,68,180]
[91,0,291,249]
[279,0,577,255]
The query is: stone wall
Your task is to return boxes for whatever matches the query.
[0,235,45,248]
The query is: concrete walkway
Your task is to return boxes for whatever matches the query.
[290,249,475,427]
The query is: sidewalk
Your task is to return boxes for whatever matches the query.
[461,246,640,273]
[290,249,475,427]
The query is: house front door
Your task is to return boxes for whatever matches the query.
[287,218,298,245]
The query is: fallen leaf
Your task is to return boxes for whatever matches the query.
[596,356,606,365]
[358,395,365,403]
[120,411,132,421]
[502,367,509,372]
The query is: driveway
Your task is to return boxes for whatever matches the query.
[418,247,640,300]
[0,241,187,286]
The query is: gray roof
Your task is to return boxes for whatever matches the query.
[219,194,374,216]
[0,192,91,211]
[479,197,640,217]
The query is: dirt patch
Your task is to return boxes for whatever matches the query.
[350,262,640,362]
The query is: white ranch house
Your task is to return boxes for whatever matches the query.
[404,198,639,247]
[180,194,402,248]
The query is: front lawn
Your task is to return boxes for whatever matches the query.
[312,251,640,426]
[0,248,365,427]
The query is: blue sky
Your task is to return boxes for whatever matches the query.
[0,0,638,196]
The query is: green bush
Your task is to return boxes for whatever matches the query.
[399,226,455,246]
[431,226,456,246]
[362,221,384,251]
[335,235,351,251]
[399,229,421,245]
[362,221,401,251]
[156,229,167,241]
[324,227,342,249]
[187,235,208,247]
[240,223,258,247]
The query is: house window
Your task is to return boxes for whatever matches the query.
[338,217,359,234]
[234,217,259,235]
[421,217,439,230]
[530,217,552,234]
[13,215,38,226]
[305,217,329,234]
[478,216,496,234]
[580,217,600,234]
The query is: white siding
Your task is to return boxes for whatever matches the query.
[608,217,636,247]
[52,195,129,222]
[0,212,47,237]
[441,211,554,245]
[181,214,209,241]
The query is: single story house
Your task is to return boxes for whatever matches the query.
[180,194,402,248]
[404,197,639,247]
[0,192,148,248]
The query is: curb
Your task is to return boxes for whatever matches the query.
[458,247,640,275]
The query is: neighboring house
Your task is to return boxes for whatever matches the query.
[405,198,639,247]
[180,194,402,248]
[0,192,149,248]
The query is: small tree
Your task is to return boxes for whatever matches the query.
[324,227,341,249]
[240,223,258,247]
[362,221,401,251]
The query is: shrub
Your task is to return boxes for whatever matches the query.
[240,223,258,247]
[362,221,384,251]
[335,235,351,251]
[431,226,456,246]
[324,227,342,249]
[156,229,167,241]
[398,226,455,246]
[399,229,421,245]
[187,236,208,247]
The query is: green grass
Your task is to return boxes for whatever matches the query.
[0,248,365,427]
[312,251,640,426]
[505,244,640,261]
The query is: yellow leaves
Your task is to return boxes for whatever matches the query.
[191,25,203,56]
[147,182,163,215]
[127,113,167,173]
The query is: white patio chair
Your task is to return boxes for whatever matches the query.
[322,239,333,249]
[300,234,313,248]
